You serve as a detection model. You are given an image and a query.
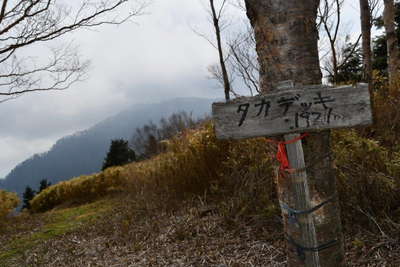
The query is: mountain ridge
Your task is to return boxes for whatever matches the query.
[0,97,214,195]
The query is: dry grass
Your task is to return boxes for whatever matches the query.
[2,193,399,266]
[0,189,20,219]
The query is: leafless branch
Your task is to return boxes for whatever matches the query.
[369,0,383,22]
[0,0,148,103]
[337,34,362,69]
[227,25,259,95]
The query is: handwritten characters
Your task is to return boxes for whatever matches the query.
[236,92,342,128]
[277,94,301,115]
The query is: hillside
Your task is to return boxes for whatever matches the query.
[1,123,399,266]
[0,98,213,195]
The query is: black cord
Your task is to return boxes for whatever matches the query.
[286,234,339,261]
[280,195,336,225]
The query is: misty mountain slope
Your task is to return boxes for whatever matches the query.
[0,98,213,195]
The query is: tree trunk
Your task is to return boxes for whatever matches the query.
[359,0,373,89]
[210,0,231,101]
[244,1,344,266]
[331,43,339,84]
[383,0,400,83]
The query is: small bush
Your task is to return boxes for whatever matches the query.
[30,166,126,212]
[333,129,400,225]
[0,190,20,219]
[361,71,400,148]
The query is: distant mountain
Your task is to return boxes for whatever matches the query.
[0,98,213,195]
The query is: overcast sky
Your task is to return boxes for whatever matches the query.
[0,0,376,178]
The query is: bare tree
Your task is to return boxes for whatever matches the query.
[319,0,343,83]
[370,0,383,20]
[209,0,231,101]
[196,0,259,98]
[319,0,363,84]
[383,0,400,83]
[227,24,259,95]
[0,0,147,103]
[130,111,201,158]
[206,20,259,97]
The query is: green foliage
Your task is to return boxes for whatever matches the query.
[0,190,20,219]
[21,180,51,211]
[329,41,363,84]
[38,179,51,194]
[372,35,390,74]
[102,139,136,171]
[22,186,36,210]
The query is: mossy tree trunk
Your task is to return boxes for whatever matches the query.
[243,1,345,266]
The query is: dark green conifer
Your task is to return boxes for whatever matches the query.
[102,139,136,170]
[22,186,36,210]
[38,179,51,193]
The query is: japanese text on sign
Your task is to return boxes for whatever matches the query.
[212,84,372,139]
[236,92,342,129]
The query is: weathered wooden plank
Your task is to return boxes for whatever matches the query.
[212,84,372,139]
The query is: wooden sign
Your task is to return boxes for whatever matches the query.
[212,82,373,265]
[212,83,372,139]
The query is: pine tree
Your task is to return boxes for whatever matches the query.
[331,42,363,84]
[22,186,36,210]
[102,139,136,171]
[38,179,51,193]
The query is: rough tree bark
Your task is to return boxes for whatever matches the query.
[383,0,400,83]
[359,0,373,89]
[244,1,344,266]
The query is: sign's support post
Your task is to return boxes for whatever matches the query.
[282,133,320,266]
[278,82,319,266]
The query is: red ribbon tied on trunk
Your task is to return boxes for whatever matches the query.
[267,133,309,172]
